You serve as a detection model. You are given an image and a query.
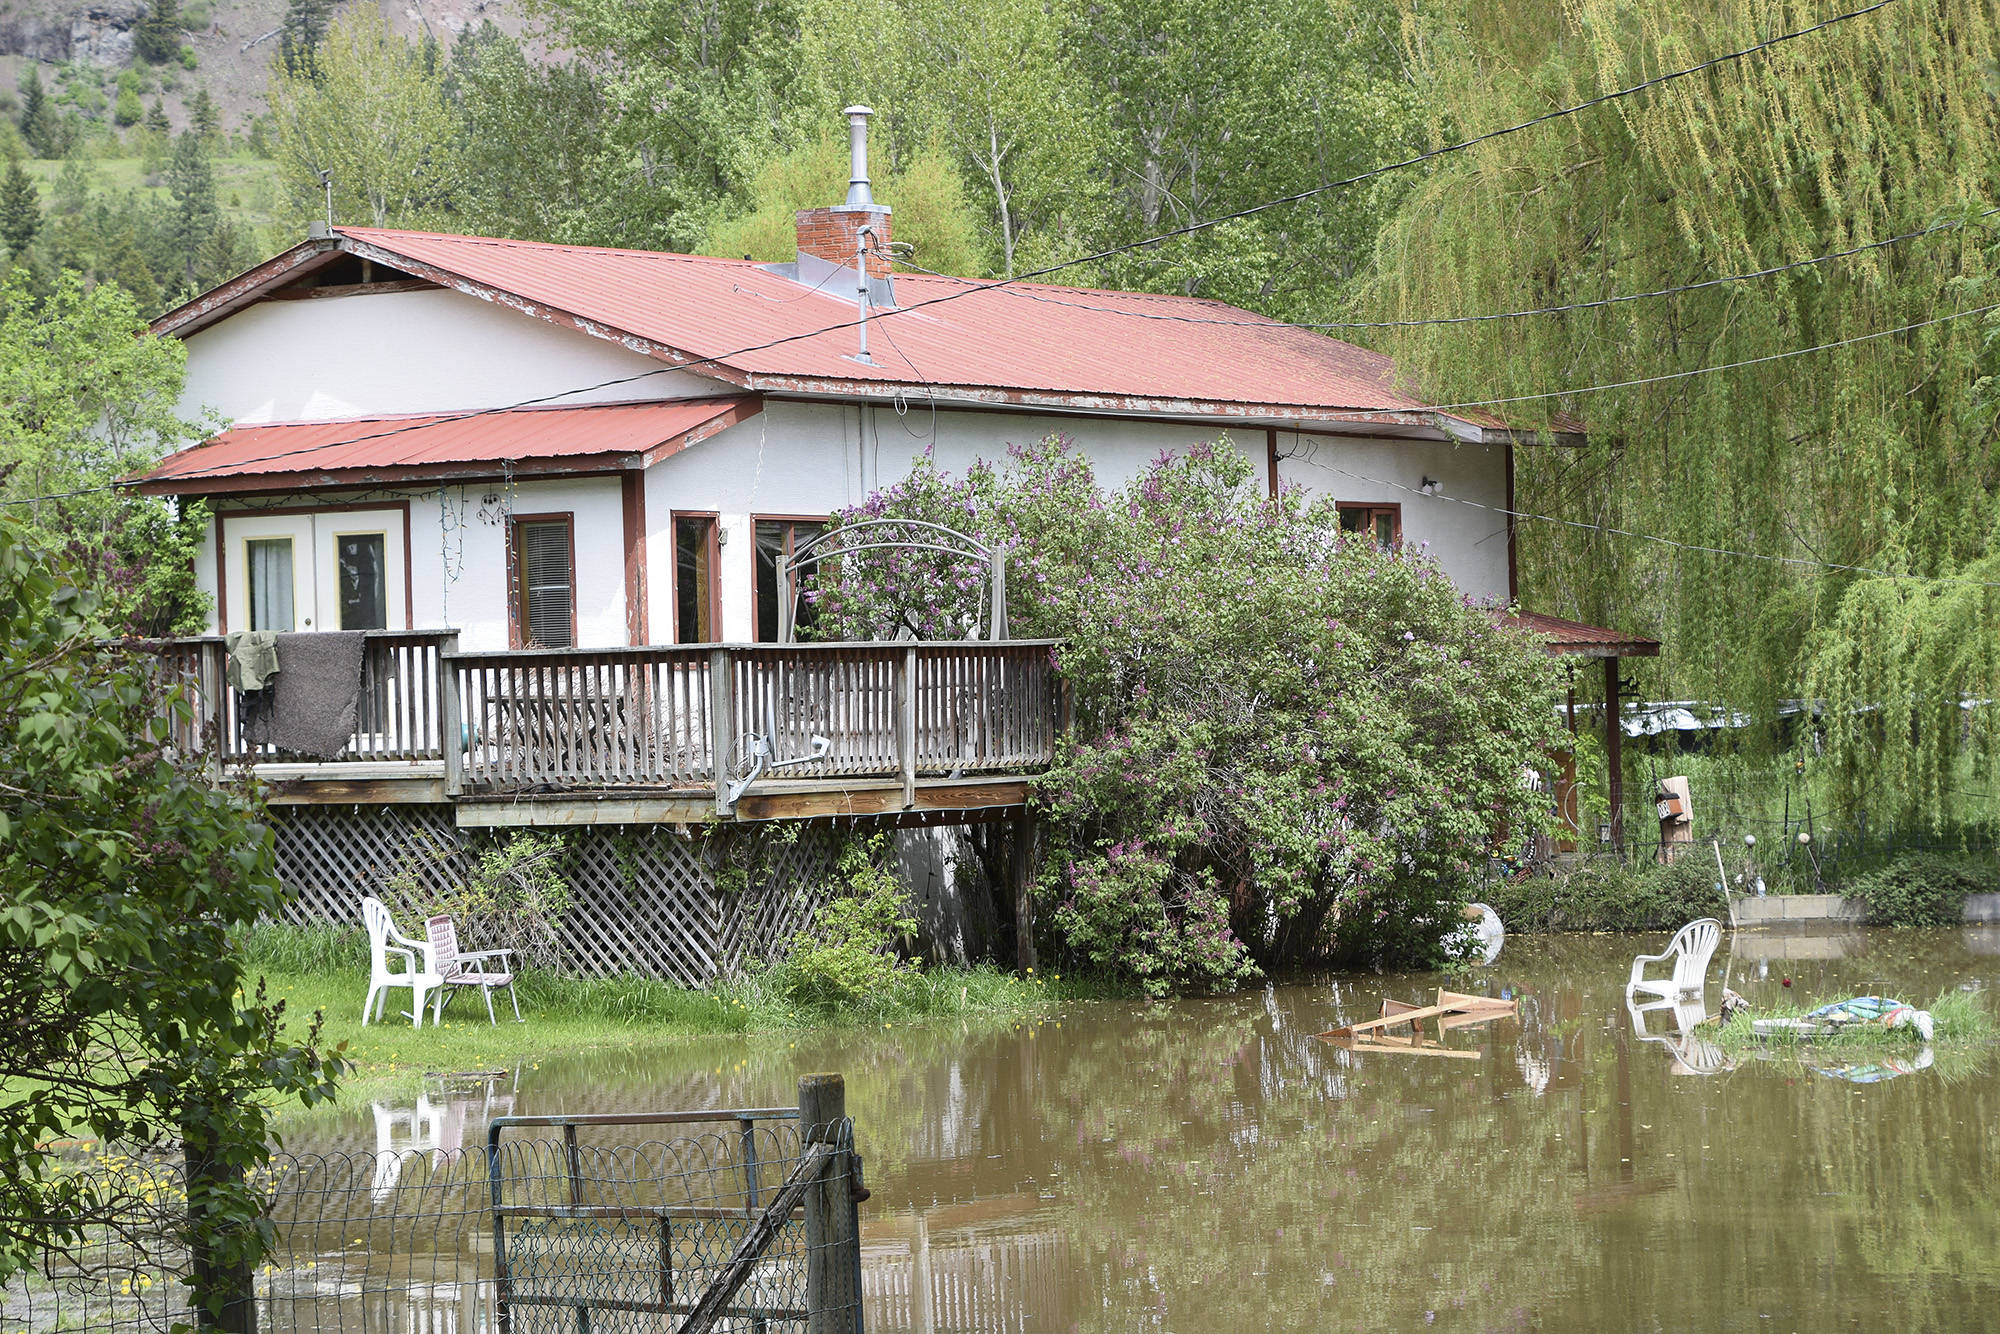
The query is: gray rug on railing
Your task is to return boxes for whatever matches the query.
[243,631,367,760]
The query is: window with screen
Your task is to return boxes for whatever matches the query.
[675,515,718,644]
[754,518,826,641]
[246,537,295,632]
[512,517,575,648]
[337,532,387,630]
[1337,504,1401,551]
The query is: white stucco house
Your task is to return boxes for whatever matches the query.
[125,129,1667,975]
[134,191,1583,652]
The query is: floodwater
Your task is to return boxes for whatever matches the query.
[291,927,2000,1332]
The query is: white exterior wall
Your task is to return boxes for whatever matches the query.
[176,292,1512,643]
[177,288,725,424]
[198,476,628,650]
[1274,430,1512,604]
[642,401,1513,642]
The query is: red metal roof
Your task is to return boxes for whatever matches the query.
[1500,609,1661,658]
[245,228,1570,436]
[136,397,758,495]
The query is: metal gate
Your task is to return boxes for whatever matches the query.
[487,1075,864,1334]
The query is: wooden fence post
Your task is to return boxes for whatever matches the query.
[799,1074,860,1334]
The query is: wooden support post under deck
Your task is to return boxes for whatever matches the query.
[710,647,735,816]
[897,646,917,808]
[1605,655,1624,854]
[1013,805,1038,974]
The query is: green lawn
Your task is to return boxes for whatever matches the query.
[250,951,1102,1111]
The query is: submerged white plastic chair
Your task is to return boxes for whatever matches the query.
[361,896,441,1028]
[1628,917,1722,1001]
[424,915,522,1026]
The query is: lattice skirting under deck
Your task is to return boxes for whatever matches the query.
[267,806,855,986]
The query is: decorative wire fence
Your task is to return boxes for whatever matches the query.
[3,1113,863,1334]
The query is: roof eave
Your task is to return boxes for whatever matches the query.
[136,451,651,497]
[150,237,347,339]
[333,232,752,392]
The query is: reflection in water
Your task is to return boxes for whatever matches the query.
[278,928,2000,1332]
[1625,990,1734,1077]
[1809,1047,1935,1084]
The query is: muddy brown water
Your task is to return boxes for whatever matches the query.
[293,927,2000,1332]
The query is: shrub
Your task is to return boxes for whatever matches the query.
[381,830,572,968]
[768,839,918,1011]
[1850,853,1993,927]
[1486,855,1728,934]
[810,437,1562,992]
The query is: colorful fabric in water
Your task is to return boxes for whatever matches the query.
[1804,996,1934,1041]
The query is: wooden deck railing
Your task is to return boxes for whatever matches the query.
[128,630,462,767]
[125,635,1062,805]
[445,641,1062,803]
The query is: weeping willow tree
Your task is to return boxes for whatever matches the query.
[1360,0,2000,826]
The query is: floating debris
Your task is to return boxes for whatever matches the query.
[1316,989,1517,1058]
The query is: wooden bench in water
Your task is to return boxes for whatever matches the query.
[1315,989,1518,1056]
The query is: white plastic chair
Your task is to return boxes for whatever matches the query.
[1628,917,1722,1000]
[361,896,441,1027]
[424,915,522,1026]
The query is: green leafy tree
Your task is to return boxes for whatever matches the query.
[0,157,38,257]
[799,0,1107,278]
[268,6,460,229]
[812,438,1563,992]
[519,0,806,251]
[705,128,986,274]
[113,84,143,127]
[0,515,342,1303]
[0,269,209,631]
[1362,0,2000,827]
[444,25,626,243]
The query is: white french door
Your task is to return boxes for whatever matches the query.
[224,509,407,633]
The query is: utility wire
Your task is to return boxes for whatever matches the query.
[1,0,1902,504]
[1421,303,1999,413]
[1285,444,2000,588]
[896,209,1995,331]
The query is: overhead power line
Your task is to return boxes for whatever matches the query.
[898,210,1994,332]
[3,0,1902,503]
[1285,448,2000,589]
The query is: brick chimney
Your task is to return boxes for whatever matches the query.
[795,106,893,272]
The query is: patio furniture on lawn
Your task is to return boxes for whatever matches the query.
[362,896,442,1028]
[1628,917,1722,1002]
[424,915,522,1026]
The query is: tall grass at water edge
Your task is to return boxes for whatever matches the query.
[234,921,1116,1032]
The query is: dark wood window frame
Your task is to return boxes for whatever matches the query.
[752,514,829,643]
[507,512,578,649]
[1336,501,1403,549]
[671,510,723,645]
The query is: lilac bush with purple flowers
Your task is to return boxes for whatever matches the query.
[811,436,1562,993]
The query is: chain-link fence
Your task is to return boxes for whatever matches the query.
[3,1082,865,1334]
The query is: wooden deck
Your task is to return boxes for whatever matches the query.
[131,633,1062,824]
